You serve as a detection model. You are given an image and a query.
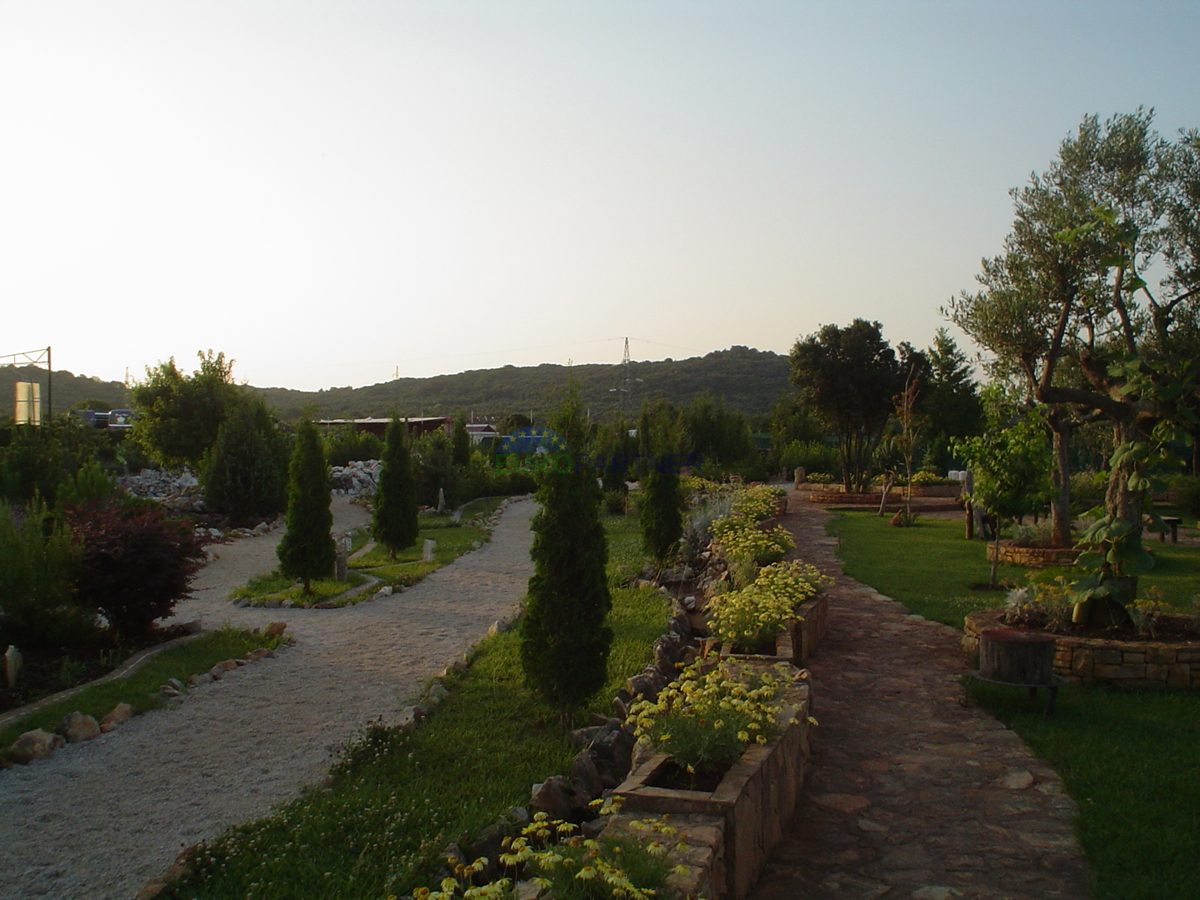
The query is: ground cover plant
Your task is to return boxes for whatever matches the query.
[1,626,287,751]
[160,508,670,900]
[831,509,1200,900]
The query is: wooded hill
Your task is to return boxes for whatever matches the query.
[5,346,791,424]
[254,346,791,421]
[0,366,129,418]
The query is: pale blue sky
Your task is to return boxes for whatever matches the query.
[2,1,1198,391]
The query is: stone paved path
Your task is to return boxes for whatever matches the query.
[749,494,1092,900]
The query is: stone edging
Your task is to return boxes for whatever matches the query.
[0,625,206,732]
[963,608,1200,689]
[2,625,292,769]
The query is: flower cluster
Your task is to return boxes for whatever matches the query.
[709,515,794,566]
[410,809,680,900]
[729,484,785,522]
[627,659,788,775]
[706,561,829,648]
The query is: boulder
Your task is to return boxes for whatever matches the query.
[627,667,666,703]
[262,622,287,639]
[569,750,604,800]
[6,729,64,763]
[530,775,592,822]
[100,703,136,733]
[57,711,102,743]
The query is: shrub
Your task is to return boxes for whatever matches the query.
[639,467,683,563]
[276,420,336,593]
[521,391,612,721]
[67,500,206,637]
[0,501,93,651]
[776,439,839,476]
[202,398,288,525]
[373,419,419,558]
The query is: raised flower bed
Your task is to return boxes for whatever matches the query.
[964,607,1200,689]
[985,540,1082,568]
[616,663,813,900]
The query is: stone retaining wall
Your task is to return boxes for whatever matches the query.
[795,592,827,663]
[985,542,1082,568]
[964,608,1200,689]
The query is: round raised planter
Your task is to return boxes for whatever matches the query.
[963,607,1200,689]
[985,541,1081,568]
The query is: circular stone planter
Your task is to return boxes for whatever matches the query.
[963,607,1200,689]
[985,541,1081,568]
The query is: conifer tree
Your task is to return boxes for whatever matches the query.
[520,389,612,723]
[638,405,684,563]
[373,418,419,559]
[451,412,471,468]
[276,419,335,594]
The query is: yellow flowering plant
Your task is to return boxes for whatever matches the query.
[706,561,829,648]
[627,659,787,777]
[410,806,682,900]
[709,515,794,566]
[729,484,785,522]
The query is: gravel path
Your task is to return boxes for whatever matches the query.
[0,497,536,900]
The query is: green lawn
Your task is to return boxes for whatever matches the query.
[830,510,1200,900]
[162,508,669,900]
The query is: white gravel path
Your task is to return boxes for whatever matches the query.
[0,497,536,900]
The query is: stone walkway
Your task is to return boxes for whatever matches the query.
[749,494,1092,900]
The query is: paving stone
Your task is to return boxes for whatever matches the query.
[746,498,1091,900]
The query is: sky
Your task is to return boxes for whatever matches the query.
[2,0,1199,393]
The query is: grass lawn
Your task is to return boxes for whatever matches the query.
[1,627,288,751]
[830,509,1200,900]
[230,498,509,606]
[161,508,669,900]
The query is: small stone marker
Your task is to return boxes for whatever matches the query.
[4,644,21,688]
[423,539,436,562]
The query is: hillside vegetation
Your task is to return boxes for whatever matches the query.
[254,345,789,420]
[5,346,789,424]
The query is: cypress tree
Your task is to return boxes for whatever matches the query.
[276,419,335,593]
[373,418,419,559]
[451,412,471,468]
[520,389,612,724]
[638,404,685,563]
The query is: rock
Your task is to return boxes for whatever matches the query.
[487,619,508,637]
[468,820,513,865]
[6,729,64,763]
[57,711,102,743]
[581,817,609,839]
[427,681,450,704]
[245,648,273,661]
[397,706,425,729]
[262,622,287,639]
[101,703,136,732]
[504,806,531,827]
[377,586,393,598]
[179,619,203,635]
[530,775,592,821]
[590,728,635,787]
[999,769,1036,790]
[515,881,546,900]
[612,694,629,720]
[187,672,214,687]
[167,678,185,691]
[627,668,666,703]
[570,750,604,799]
[629,739,655,774]
[570,725,610,748]
[160,685,181,697]
[232,597,250,608]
